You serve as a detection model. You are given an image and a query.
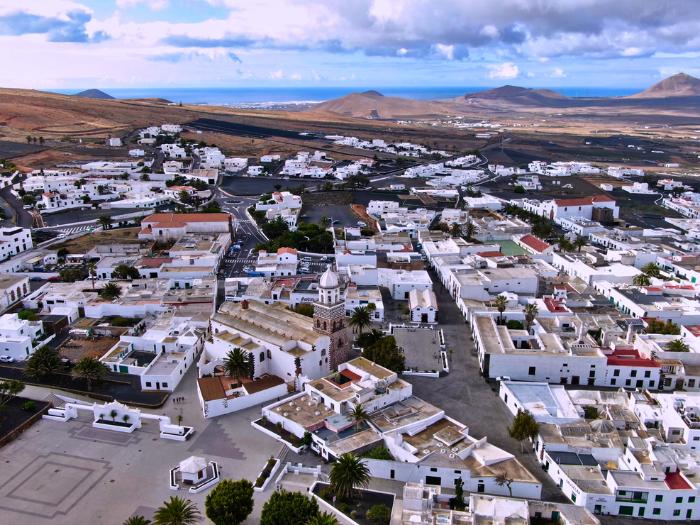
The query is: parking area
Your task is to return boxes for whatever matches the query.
[218,248,332,279]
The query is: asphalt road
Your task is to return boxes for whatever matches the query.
[406,270,567,502]
[0,186,33,227]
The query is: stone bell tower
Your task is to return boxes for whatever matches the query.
[313,266,349,370]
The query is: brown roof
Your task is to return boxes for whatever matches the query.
[520,234,551,253]
[554,195,615,206]
[243,374,285,395]
[142,213,230,227]
[197,376,226,401]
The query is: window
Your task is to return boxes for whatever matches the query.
[631,370,637,378]
[430,468,437,472]
[613,369,620,377]
[689,496,696,503]
[653,508,661,516]
[162,383,168,388]
[644,370,651,378]
[611,379,617,385]
[673,510,681,517]
[146,382,151,387]
[655,495,663,502]
[676,496,683,503]
[619,506,634,516]
[528,366,536,375]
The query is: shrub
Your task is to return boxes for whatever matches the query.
[22,400,37,411]
[367,504,391,525]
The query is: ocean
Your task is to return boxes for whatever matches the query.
[51,86,639,107]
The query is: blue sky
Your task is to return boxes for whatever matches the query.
[0,0,699,90]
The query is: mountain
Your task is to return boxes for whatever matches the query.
[629,73,700,98]
[461,85,567,105]
[311,90,449,118]
[73,89,114,100]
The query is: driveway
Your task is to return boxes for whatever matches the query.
[405,270,567,502]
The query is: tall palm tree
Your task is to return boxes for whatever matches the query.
[123,516,151,525]
[642,263,662,278]
[349,404,369,430]
[330,453,370,502]
[224,347,251,386]
[574,235,587,252]
[153,496,200,525]
[306,513,339,525]
[98,215,113,230]
[667,339,690,352]
[465,219,476,241]
[87,262,97,289]
[494,295,508,325]
[349,306,372,335]
[523,303,539,333]
[72,356,107,392]
[633,273,651,287]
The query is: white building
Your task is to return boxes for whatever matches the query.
[0,313,44,361]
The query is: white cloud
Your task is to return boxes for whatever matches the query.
[117,0,169,10]
[550,67,567,78]
[269,69,284,80]
[289,72,302,81]
[433,43,454,60]
[488,62,519,80]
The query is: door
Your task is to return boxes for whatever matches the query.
[119,365,129,374]
[155,382,160,390]
[425,476,441,486]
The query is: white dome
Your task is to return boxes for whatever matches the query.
[319,266,339,289]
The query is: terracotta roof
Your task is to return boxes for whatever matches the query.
[665,471,692,490]
[142,213,229,226]
[520,234,551,253]
[544,297,568,313]
[136,257,172,268]
[197,376,226,402]
[686,325,700,337]
[277,247,298,255]
[477,251,503,258]
[243,374,285,395]
[340,368,362,383]
[554,195,615,206]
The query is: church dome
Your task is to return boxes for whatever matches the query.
[319,266,339,289]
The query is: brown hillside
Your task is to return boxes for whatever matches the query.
[310,90,451,118]
[628,73,700,98]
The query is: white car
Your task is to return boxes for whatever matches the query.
[0,355,15,363]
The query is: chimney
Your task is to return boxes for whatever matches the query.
[241,299,249,310]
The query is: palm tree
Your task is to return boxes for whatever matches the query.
[667,339,690,352]
[349,404,369,430]
[450,222,461,238]
[574,235,587,252]
[98,215,113,230]
[87,262,97,289]
[72,356,107,392]
[464,219,476,241]
[557,235,573,252]
[153,496,200,525]
[642,263,662,278]
[494,295,508,325]
[100,282,122,300]
[224,347,251,386]
[350,306,372,335]
[123,517,151,525]
[25,346,62,379]
[523,303,539,333]
[330,453,370,502]
[306,513,339,525]
[633,273,651,287]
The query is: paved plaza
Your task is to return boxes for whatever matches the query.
[0,370,283,525]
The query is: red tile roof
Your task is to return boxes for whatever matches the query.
[544,297,568,313]
[665,471,692,490]
[554,195,615,207]
[607,349,660,368]
[137,257,172,268]
[340,368,362,383]
[686,325,700,337]
[277,247,298,255]
[477,251,504,258]
[142,213,230,227]
[520,234,551,253]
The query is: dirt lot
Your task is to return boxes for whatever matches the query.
[53,227,143,253]
[58,336,120,362]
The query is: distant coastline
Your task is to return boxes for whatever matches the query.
[49,86,640,107]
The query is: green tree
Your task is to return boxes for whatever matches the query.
[260,490,319,525]
[464,219,476,240]
[667,339,690,352]
[557,235,573,252]
[329,453,370,501]
[153,496,200,525]
[366,504,391,525]
[574,235,588,252]
[363,336,405,373]
[87,262,97,289]
[21,194,36,206]
[494,295,508,325]
[513,185,525,194]
[123,517,151,525]
[24,346,62,379]
[100,282,122,300]
[113,264,141,280]
[306,512,339,525]
[224,348,252,386]
[18,309,38,321]
[205,479,254,525]
[356,329,385,349]
[646,319,681,335]
[642,263,662,278]
[633,273,651,287]
[451,477,465,510]
[98,215,113,230]
[349,403,369,430]
[349,306,372,336]
[508,409,539,453]
[450,222,462,238]
[0,379,25,410]
[523,303,538,333]
[179,191,194,205]
[293,303,315,317]
[72,357,107,392]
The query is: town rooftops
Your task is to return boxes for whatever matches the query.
[141,212,230,227]
[607,348,660,368]
[554,195,616,206]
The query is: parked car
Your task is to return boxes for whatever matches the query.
[0,355,15,363]
[357,221,367,227]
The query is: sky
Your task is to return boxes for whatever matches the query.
[1,0,699,90]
